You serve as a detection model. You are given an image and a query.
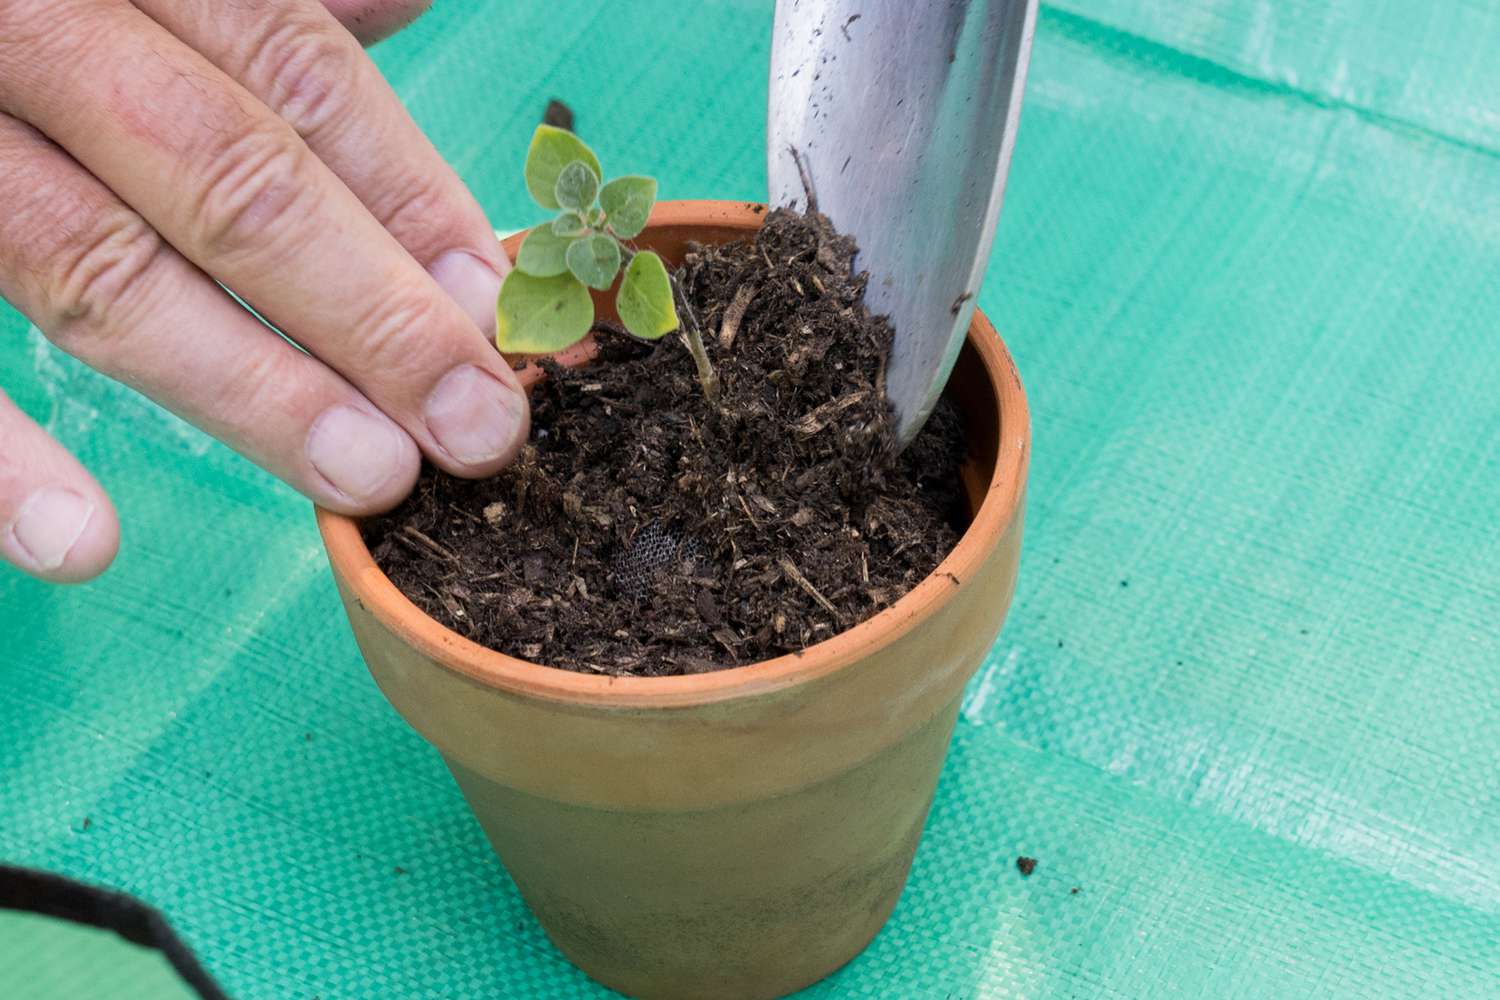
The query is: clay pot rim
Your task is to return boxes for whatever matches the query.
[316,200,1029,709]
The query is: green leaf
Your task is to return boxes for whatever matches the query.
[554,160,600,213]
[524,125,602,211]
[566,234,622,290]
[514,226,574,277]
[551,212,587,237]
[495,270,594,354]
[600,176,657,239]
[616,250,678,339]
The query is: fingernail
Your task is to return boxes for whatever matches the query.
[307,405,411,503]
[430,250,503,338]
[425,365,525,467]
[9,487,94,571]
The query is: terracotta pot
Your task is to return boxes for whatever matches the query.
[316,201,1029,1000]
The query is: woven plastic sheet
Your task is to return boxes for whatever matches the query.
[0,911,197,1000]
[3,1,1499,996]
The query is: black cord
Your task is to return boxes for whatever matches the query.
[0,864,231,1000]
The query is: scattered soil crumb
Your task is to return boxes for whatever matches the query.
[543,99,574,131]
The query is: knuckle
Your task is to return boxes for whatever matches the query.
[0,2,95,74]
[46,213,164,338]
[0,3,109,110]
[222,335,302,422]
[248,20,361,141]
[189,126,313,256]
[373,172,462,256]
[354,283,456,378]
[3,180,164,343]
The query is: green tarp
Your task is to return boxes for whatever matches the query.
[3,1,1497,996]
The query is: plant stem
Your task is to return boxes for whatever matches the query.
[683,320,720,405]
[618,238,720,404]
[670,274,719,405]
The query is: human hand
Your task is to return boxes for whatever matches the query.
[0,0,528,583]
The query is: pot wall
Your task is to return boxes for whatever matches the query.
[446,698,962,1000]
[319,202,1029,999]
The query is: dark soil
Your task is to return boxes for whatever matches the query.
[364,207,967,675]
[1016,857,1038,877]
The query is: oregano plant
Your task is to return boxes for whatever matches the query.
[497,125,717,401]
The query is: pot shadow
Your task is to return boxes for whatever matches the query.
[787,715,1061,1000]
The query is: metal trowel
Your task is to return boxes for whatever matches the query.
[768,0,1038,448]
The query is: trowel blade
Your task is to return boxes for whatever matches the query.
[767,0,1037,447]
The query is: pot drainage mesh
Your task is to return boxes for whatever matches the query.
[611,521,701,598]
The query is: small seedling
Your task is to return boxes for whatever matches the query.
[496,125,717,400]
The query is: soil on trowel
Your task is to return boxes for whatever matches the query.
[364,207,968,675]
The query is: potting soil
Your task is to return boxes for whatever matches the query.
[363,207,968,675]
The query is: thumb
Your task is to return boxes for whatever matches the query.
[0,390,120,583]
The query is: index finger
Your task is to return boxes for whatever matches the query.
[138,0,510,335]
[0,1,527,477]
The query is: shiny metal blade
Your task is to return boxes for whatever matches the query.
[768,0,1037,447]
